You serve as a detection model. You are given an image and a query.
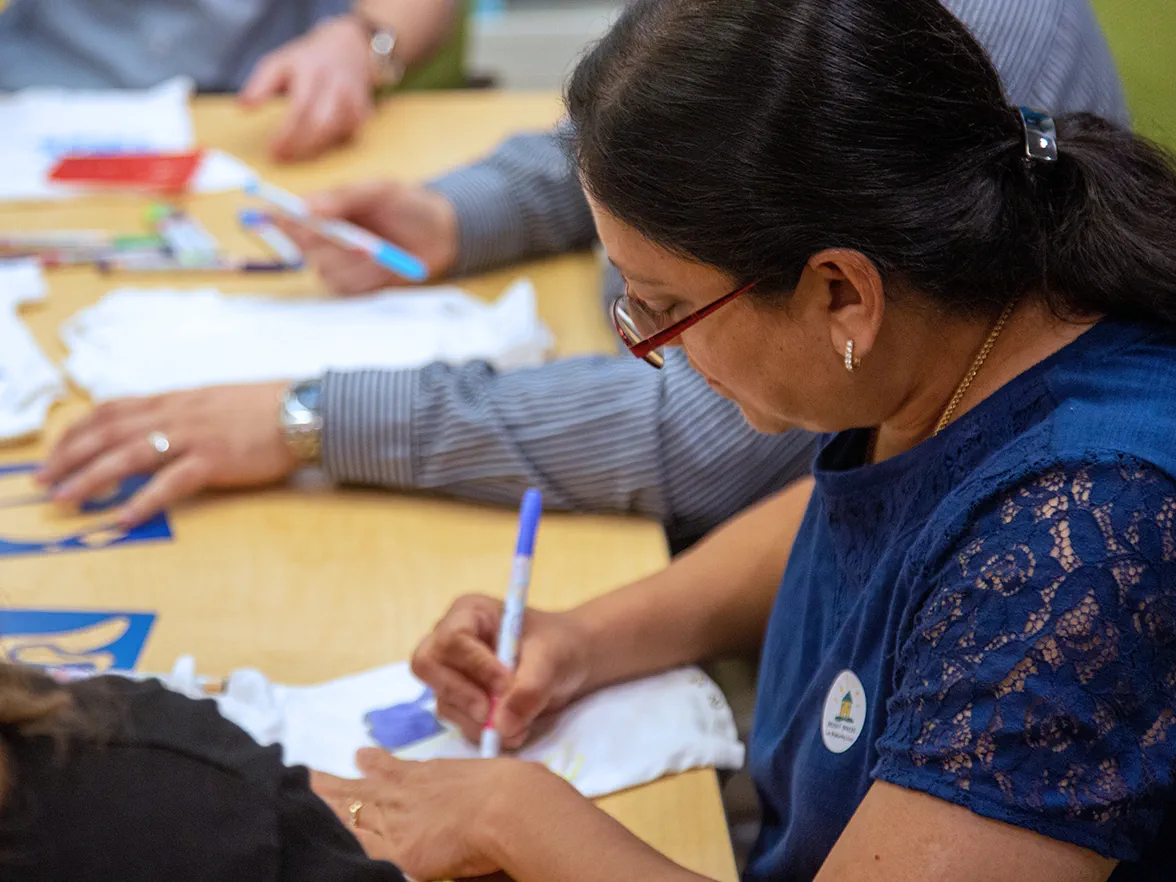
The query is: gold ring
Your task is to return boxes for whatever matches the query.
[347,800,363,828]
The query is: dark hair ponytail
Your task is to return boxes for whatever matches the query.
[1035,114,1176,323]
[565,0,1176,324]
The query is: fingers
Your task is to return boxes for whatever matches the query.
[355,747,403,780]
[312,773,383,838]
[322,255,399,297]
[309,770,362,825]
[51,432,162,507]
[238,53,292,107]
[114,457,208,528]
[270,72,368,162]
[413,633,506,735]
[39,399,151,486]
[304,180,396,221]
[429,667,493,739]
[413,597,512,739]
[414,599,509,692]
[272,216,387,296]
[270,215,333,254]
[495,655,558,748]
[268,73,321,161]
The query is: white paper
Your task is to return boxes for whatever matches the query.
[62,279,555,401]
[0,78,254,202]
[162,658,746,799]
[0,260,66,441]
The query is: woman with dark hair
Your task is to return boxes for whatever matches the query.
[0,666,406,881]
[313,0,1176,880]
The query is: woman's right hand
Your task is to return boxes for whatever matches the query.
[274,180,460,295]
[411,595,595,750]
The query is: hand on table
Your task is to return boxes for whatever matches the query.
[313,749,572,882]
[274,180,459,295]
[411,595,594,750]
[239,16,374,163]
[37,383,296,528]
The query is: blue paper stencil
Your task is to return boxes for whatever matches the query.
[365,688,445,750]
[0,463,172,557]
[0,609,156,673]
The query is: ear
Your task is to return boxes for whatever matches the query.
[799,249,885,369]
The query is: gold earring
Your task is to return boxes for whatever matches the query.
[844,340,857,372]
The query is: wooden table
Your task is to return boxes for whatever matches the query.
[0,93,738,881]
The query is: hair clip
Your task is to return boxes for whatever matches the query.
[1018,107,1058,164]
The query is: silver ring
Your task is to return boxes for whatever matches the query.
[146,430,171,461]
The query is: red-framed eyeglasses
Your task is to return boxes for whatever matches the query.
[611,280,759,368]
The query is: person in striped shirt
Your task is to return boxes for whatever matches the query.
[39,0,1128,553]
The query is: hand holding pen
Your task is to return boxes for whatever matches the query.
[409,494,598,752]
[248,179,460,293]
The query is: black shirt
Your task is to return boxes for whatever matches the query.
[0,677,406,882]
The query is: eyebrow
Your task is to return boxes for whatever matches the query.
[607,258,669,288]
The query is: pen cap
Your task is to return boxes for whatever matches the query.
[238,208,269,227]
[514,489,543,557]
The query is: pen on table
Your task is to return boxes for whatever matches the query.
[147,203,219,267]
[481,487,544,759]
[96,253,297,273]
[239,208,305,268]
[243,179,429,282]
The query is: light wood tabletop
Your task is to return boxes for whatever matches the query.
[0,92,739,881]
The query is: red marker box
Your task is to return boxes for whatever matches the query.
[48,150,205,194]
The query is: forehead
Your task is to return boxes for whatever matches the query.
[586,195,733,293]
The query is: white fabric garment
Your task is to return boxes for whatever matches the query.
[0,77,253,202]
[0,259,65,440]
[161,657,746,798]
[62,279,555,401]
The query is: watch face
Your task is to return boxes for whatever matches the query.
[295,381,323,412]
[372,31,396,57]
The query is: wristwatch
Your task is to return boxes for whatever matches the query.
[280,378,324,464]
[357,14,406,88]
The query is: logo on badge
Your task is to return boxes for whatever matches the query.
[822,669,867,753]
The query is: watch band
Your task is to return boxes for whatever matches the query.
[280,379,324,464]
[355,13,405,88]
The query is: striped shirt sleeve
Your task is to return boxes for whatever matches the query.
[942,0,1128,124]
[426,128,595,276]
[320,351,819,550]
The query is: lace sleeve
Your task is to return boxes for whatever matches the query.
[874,457,1176,861]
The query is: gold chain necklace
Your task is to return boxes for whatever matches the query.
[866,300,1016,463]
[933,300,1016,435]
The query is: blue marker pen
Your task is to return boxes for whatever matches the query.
[244,180,429,282]
[481,488,543,759]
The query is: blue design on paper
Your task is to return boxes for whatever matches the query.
[365,688,445,750]
[0,609,156,673]
[39,137,156,158]
[0,463,171,557]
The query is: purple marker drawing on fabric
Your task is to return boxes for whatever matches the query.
[364,687,444,751]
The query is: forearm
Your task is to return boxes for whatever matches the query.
[574,476,815,694]
[354,0,459,68]
[484,769,715,882]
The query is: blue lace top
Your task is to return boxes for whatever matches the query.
[747,319,1176,881]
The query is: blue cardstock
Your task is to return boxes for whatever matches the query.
[0,463,172,557]
[0,609,156,673]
